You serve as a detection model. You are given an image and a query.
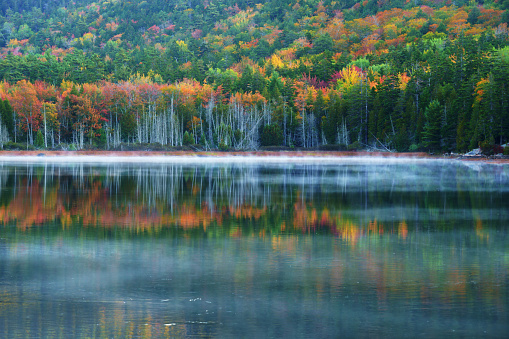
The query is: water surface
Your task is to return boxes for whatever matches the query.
[0,158,508,338]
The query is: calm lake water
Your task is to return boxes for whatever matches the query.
[0,157,508,338]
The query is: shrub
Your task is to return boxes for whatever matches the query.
[3,142,36,150]
[409,143,420,152]
[479,139,503,156]
[318,144,347,151]
[218,139,229,151]
[347,141,362,151]
[493,144,504,155]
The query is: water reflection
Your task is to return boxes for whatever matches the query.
[0,161,508,234]
[0,159,508,337]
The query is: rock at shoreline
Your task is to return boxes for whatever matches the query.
[464,148,482,156]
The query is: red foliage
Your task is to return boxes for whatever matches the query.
[301,74,328,89]
[147,25,161,34]
[328,71,343,86]
[191,29,203,39]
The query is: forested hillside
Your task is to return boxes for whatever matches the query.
[0,0,508,152]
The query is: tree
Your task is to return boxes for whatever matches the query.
[467,6,481,25]
[35,129,44,148]
[261,123,283,146]
[1,100,15,140]
[183,130,194,145]
[10,80,42,145]
[312,34,333,55]
[422,100,442,152]
[62,88,101,148]
[470,75,498,149]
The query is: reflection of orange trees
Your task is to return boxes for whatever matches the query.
[475,217,489,241]
[1,180,407,241]
[292,201,365,244]
[398,221,408,239]
[0,179,60,230]
[368,219,384,235]
[291,201,410,242]
[228,205,266,220]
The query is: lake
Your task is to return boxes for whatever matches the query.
[0,157,508,338]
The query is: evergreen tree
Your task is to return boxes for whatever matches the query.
[35,129,44,148]
[2,100,15,139]
[422,100,442,152]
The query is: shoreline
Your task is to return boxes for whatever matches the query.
[0,150,507,164]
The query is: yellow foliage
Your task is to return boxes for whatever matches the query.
[60,79,75,91]
[336,65,362,90]
[398,72,411,91]
[176,40,188,51]
[269,55,284,68]
[8,38,19,46]
[82,32,94,41]
[277,48,296,61]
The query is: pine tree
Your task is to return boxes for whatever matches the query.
[2,100,15,139]
[423,100,442,152]
[0,100,4,125]
[35,130,44,148]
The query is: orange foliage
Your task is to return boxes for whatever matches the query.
[474,77,489,103]
[385,35,406,47]
[230,91,266,107]
[447,9,469,34]
[322,17,350,41]
[262,27,283,45]
[478,8,503,27]
[9,80,42,134]
[398,72,411,90]
[376,8,404,25]
[277,48,296,62]
[105,21,119,31]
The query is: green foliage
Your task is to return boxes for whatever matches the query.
[218,140,229,151]
[3,141,36,150]
[35,130,44,148]
[199,134,207,146]
[347,141,362,151]
[409,144,421,152]
[312,34,334,55]
[350,58,370,70]
[422,100,442,152]
[183,131,194,145]
[261,123,283,146]
[467,6,481,25]
[120,112,137,142]
[479,137,498,156]
[95,130,107,149]
[1,100,15,138]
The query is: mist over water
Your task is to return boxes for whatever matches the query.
[0,158,508,338]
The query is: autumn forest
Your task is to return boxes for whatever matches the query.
[1,0,509,152]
